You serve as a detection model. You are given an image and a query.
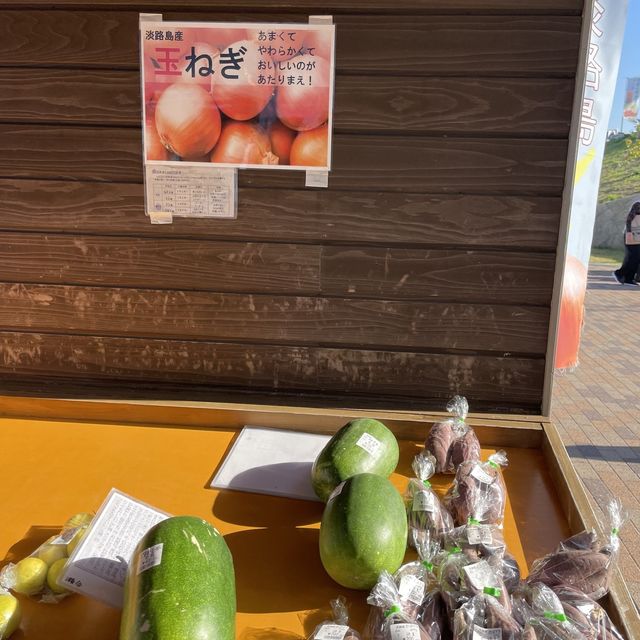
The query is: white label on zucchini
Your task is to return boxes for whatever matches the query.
[51,527,81,545]
[463,560,494,591]
[355,432,382,457]
[398,574,426,605]
[137,543,163,575]
[314,624,349,640]
[412,490,435,512]
[473,626,501,640]
[470,466,494,485]
[467,525,493,545]
[389,623,421,640]
[328,481,345,502]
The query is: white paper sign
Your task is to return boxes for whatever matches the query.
[314,624,349,640]
[467,525,493,545]
[473,626,501,640]
[463,560,496,592]
[412,490,435,512]
[145,165,236,219]
[398,574,425,605]
[60,489,170,608]
[137,543,163,575]
[471,465,495,485]
[389,623,421,640]
[355,432,382,457]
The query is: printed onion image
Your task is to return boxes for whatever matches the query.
[155,83,222,158]
[212,39,274,121]
[207,27,249,50]
[555,254,588,371]
[145,118,170,161]
[290,124,328,167]
[268,120,296,164]
[276,55,330,131]
[210,121,278,165]
[302,29,333,60]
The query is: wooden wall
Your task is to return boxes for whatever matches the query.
[0,0,584,413]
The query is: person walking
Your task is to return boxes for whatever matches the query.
[613,201,640,286]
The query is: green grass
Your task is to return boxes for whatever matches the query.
[598,135,640,203]
[590,247,624,264]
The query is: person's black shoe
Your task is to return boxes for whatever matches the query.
[624,280,639,286]
[612,271,624,284]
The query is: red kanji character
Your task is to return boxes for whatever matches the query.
[154,47,182,76]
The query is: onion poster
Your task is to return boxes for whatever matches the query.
[140,21,336,171]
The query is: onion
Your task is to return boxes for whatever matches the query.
[210,121,278,165]
[303,28,334,60]
[155,83,221,158]
[145,118,170,161]
[275,55,330,131]
[207,27,249,50]
[555,254,588,370]
[268,120,296,165]
[212,39,274,121]
[289,124,328,167]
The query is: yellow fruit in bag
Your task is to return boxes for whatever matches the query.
[46,558,69,595]
[64,513,93,529]
[37,537,68,567]
[12,557,47,596]
[0,592,21,638]
[66,525,88,556]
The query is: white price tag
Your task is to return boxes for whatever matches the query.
[314,624,349,640]
[467,525,493,545]
[389,623,421,640]
[328,481,345,502]
[137,543,163,575]
[412,490,435,512]
[463,560,495,592]
[398,574,426,605]
[470,465,495,485]
[355,432,382,457]
[473,626,501,640]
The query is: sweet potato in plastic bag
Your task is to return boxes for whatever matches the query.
[365,571,436,640]
[551,585,624,640]
[526,500,625,600]
[443,453,508,528]
[308,597,362,640]
[406,455,453,548]
[0,512,93,603]
[424,397,480,474]
[453,594,523,640]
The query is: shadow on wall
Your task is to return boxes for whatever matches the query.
[593,193,640,249]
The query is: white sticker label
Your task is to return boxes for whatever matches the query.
[137,543,163,575]
[398,574,426,605]
[467,525,493,545]
[390,623,421,640]
[355,432,382,457]
[473,626,502,640]
[314,624,349,640]
[470,466,495,485]
[463,560,495,591]
[412,490,435,512]
[328,482,345,502]
[51,527,81,545]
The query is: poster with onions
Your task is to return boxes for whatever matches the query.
[141,21,336,171]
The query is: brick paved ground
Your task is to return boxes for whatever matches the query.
[551,261,640,605]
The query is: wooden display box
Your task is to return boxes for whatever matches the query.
[0,397,637,639]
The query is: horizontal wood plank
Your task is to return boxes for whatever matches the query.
[0,283,549,354]
[0,233,554,304]
[0,69,574,137]
[0,331,545,405]
[0,180,562,250]
[321,247,555,304]
[0,1,584,14]
[0,12,580,76]
[0,126,568,195]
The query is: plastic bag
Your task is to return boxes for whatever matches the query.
[443,452,508,528]
[512,582,583,640]
[308,597,362,640]
[443,522,520,593]
[526,499,626,600]
[551,584,624,640]
[453,594,523,640]
[405,454,454,548]
[0,588,21,639]
[424,396,480,474]
[365,571,435,640]
[0,512,93,603]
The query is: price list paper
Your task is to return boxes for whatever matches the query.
[145,165,237,219]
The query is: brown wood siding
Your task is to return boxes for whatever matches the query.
[0,1,584,412]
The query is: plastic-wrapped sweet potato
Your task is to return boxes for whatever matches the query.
[453,594,522,640]
[443,453,508,528]
[551,585,624,640]
[405,455,453,548]
[308,597,362,640]
[424,397,480,474]
[526,500,625,600]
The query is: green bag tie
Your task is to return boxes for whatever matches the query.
[384,605,401,618]
[449,546,462,555]
[483,587,502,598]
[544,612,567,622]
[422,479,431,488]
[488,460,499,470]
[467,517,480,525]
[612,527,619,536]
[422,561,434,571]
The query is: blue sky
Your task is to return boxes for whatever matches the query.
[608,0,640,131]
